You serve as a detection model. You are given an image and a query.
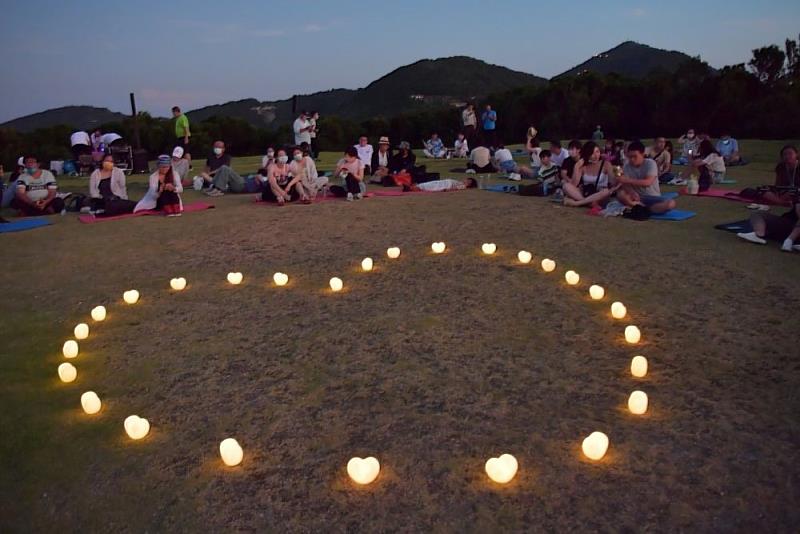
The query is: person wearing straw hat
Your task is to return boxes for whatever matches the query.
[370,136,393,181]
[135,155,183,216]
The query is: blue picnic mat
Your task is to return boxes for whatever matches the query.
[0,218,52,233]
[650,209,696,221]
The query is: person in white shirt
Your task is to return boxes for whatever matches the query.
[290,144,328,200]
[691,139,727,184]
[308,111,319,158]
[260,147,276,171]
[527,138,542,174]
[354,136,374,175]
[406,177,478,192]
[453,133,469,158]
[461,104,477,147]
[100,132,123,149]
[548,140,568,167]
[70,130,91,161]
[494,144,535,181]
[90,129,103,151]
[293,111,313,146]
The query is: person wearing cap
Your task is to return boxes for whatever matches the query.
[423,133,446,159]
[12,156,64,216]
[135,155,183,216]
[172,106,191,155]
[293,111,314,147]
[170,146,190,184]
[389,141,417,175]
[86,154,137,216]
[202,140,245,196]
[370,136,393,180]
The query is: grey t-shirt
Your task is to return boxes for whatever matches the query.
[623,159,661,197]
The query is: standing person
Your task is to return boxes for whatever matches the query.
[262,148,305,205]
[12,156,65,215]
[335,146,365,201]
[135,155,183,216]
[172,106,191,156]
[462,104,477,147]
[202,141,245,196]
[90,128,103,151]
[70,130,92,162]
[592,125,604,142]
[481,104,497,149]
[293,110,313,147]
[290,144,328,200]
[354,136,374,176]
[308,111,319,159]
[616,141,677,214]
[86,154,137,216]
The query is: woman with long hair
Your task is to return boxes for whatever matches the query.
[562,141,617,207]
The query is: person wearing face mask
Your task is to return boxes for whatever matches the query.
[85,155,137,216]
[203,140,245,197]
[334,146,365,201]
[261,148,305,205]
[289,145,328,200]
[562,142,618,208]
[12,156,65,216]
[675,129,700,165]
[135,155,183,216]
[715,132,742,165]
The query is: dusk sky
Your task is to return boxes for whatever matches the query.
[1,0,798,123]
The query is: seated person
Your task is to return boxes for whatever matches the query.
[716,133,742,164]
[370,136,393,180]
[2,157,25,208]
[615,141,677,214]
[87,155,137,216]
[423,133,446,159]
[559,140,583,186]
[562,142,617,208]
[691,139,726,187]
[202,141,245,196]
[404,177,478,192]
[12,156,65,216]
[494,143,537,180]
[171,146,190,185]
[134,155,183,216]
[761,145,800,206]
[354,136,374,175]
[535,150,560,184]
[260,147,276,171]
[468,145,496,173]
[527,138,542,175]
[548,140,569,167]
[262,148,306,205]
[335,146,366,201]
[389,141,417,175]
[453,133,469,158]
[70,130,92,161]
[290,144,328,200]
[738,200,800,252]
[648,137,673,183]
[675,129,700,165]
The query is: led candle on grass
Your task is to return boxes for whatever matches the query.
[273,272,289,286]
[611,301,627,319]
[565,270,580,285]
[170,277,187,291]
[361,257,373,272]
[219,438,244,466]
[628,390,649,415]
[541,258,556,272]
[329,277,343,292]
[481,243,497,255]
[74,323,89,340]
[625,325,641,344]
[227,272,243,285]
[631,356,648,378]
[589,285,605,300]
[90,305,106,322]
[124,415,150,440]
[517,250,532,264]
[582,431,609,461]
[387,247,400,259]
[347,457,380,485]
[63,340,79,359]
[81,391,102,414]
[485,454,518,484]
[431,242,446,254]
[58,362,77,383]
[123,290,140,304]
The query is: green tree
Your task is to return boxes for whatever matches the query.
[748,45,786,84]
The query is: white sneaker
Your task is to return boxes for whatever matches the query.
[507,173,521,181]
[737,232,767,245]
[465,169,476,174]
[346,193,354,202]
[355,192,363,200]
[781,239,795,252]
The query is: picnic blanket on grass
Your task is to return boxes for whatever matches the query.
[253,192,375,206]
[78,201,214,224]
[679,188,779,204]
[0,218,52,233]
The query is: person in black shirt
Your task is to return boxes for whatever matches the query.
[559,140,583,185]
[202,140,245,196]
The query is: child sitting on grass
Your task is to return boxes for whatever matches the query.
[535,150,560,190]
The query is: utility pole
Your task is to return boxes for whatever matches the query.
[129,92,141,150]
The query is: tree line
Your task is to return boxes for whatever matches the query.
[1,34,798,169]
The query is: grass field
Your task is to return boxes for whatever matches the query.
[1,139,799,532]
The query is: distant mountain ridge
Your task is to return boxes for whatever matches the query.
[556,41,696,79]
[1,106,127,133]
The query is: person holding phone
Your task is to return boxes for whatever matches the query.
[675,129,700,165]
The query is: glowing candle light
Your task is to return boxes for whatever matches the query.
[329,277,343,292]
[565,270,580,285]
[517,250,532,264]
[611,301,627,319]
[62,340,79,359]
[631,356,648,378]
[431,242,446,254]
[81,391,102,414]
[123,290,140,304]
[481,243,497,255]
[387,247,401,259]
[485,453,518,484]
[541,258,556,272]
[273,272,289,286]
[589,285,605,300]
[58,362,77,383]
[124,415,150,440]
[625,325,641,344]
[74,323,89,340]
[170,277,187,291]
[90,305,106,322]
[582,431,609,461]
[361,257,373,272]
[219,438,244,467]
[347,456,380,485]
[628,390,649,415]
[227,272,243,285]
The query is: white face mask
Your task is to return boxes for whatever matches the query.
[293,154,303,162]
[213,147,223,155]
[267,151,274,157]
[277,155,288,164]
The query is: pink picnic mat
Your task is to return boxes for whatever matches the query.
[371,189,442,197]
[679,188,779,205]
[78,201,215,224]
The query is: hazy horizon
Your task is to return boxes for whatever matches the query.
[1,0,798,123]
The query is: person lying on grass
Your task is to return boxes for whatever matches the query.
[135,155,183,216]
[562,141,617,208]
[402,177,478,192]
[737,199,800,252]
[615,141,677,214]
[12,156,64,216]
[261,148,308,205]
